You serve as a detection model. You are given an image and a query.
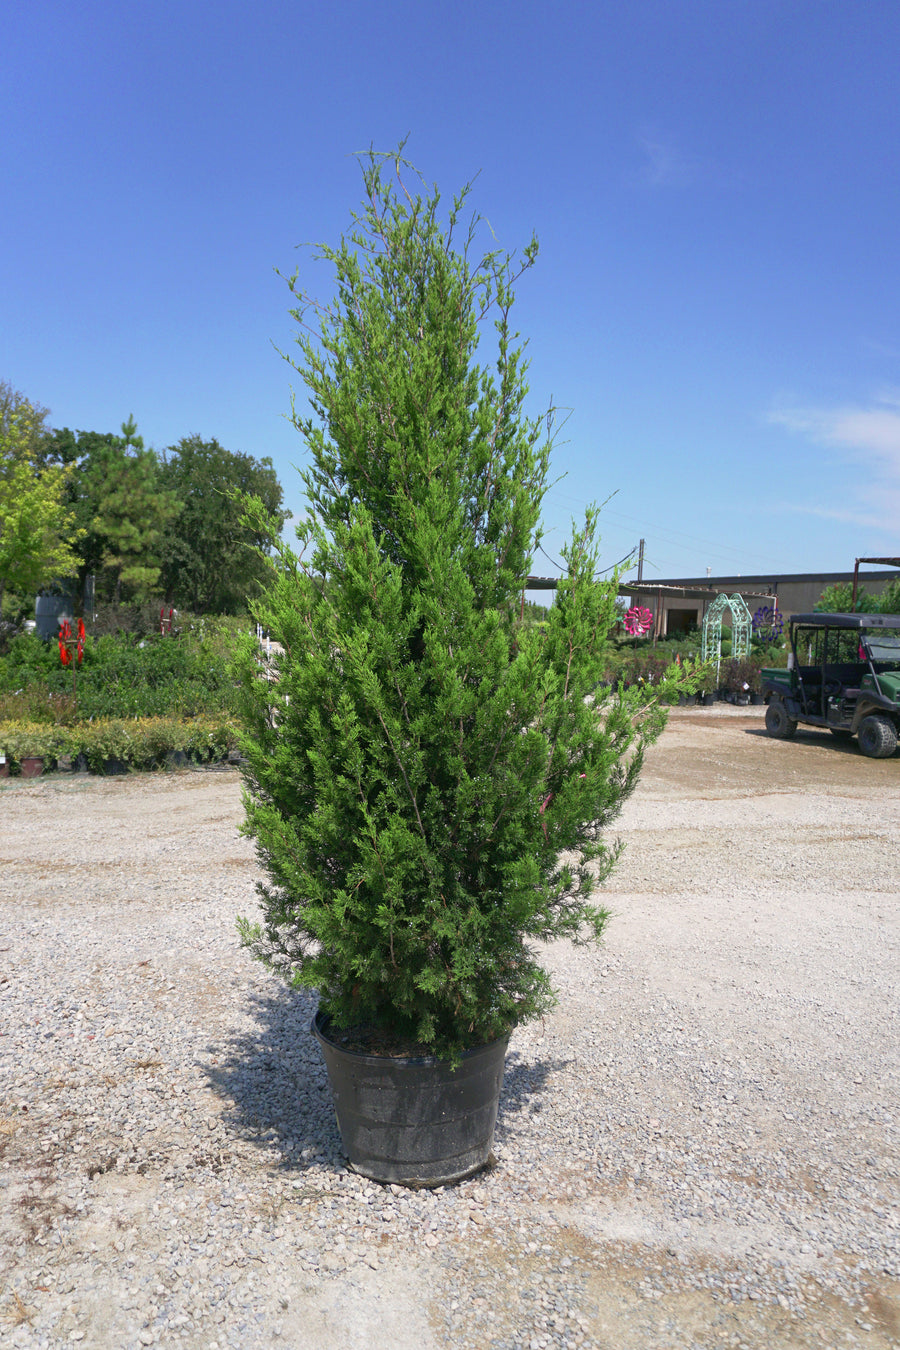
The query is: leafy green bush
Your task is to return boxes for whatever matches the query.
[814,582,875,613]
[0,622,242,719]
[0,721,69,763]
[876,579,900,614]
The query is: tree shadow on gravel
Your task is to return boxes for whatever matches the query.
[204,984,345,1175]
[494,1052,566,1149]
[204,985,560,1178]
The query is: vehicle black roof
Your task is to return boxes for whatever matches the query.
[790,612,900,630]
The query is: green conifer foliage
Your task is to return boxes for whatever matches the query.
[233,151,665,1062]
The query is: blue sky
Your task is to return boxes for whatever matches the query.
[4,0,899,586]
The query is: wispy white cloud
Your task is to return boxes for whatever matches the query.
[768,392,900,538]
[770,391,900,470]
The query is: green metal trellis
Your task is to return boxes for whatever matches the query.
[701,593,752,671]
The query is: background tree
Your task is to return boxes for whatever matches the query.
[158,436,288,613]
[45,428,119,595]
[47,418,180,604]
[88,417,180,602]
[0,383,81,614]
[1,381,53,464]
[876,578,900,614]
[814,581,877,613]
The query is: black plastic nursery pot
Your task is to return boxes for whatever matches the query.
[312,1011,509,1188]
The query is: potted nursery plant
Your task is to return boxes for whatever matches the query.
[658,659,687,706]
[746,658,765,704]
[723,657,752,704]
[4,724,54,777]
[232,148,665,1187]
[692,659,718,706]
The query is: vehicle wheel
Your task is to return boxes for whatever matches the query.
[857,715,898,759]
[765,700,797,739]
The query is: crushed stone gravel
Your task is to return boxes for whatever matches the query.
[0,706,898,1348]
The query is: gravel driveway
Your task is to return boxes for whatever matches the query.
[0,706,898,1349]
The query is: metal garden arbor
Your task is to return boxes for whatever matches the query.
[701,593,752,668]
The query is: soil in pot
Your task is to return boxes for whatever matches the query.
[312,1011,509,1188]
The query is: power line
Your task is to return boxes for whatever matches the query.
[542,488,796,573]
[537,541,636,579]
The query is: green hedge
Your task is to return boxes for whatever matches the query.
[0,619,244,720]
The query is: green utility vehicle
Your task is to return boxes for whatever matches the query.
[762,612,900,758]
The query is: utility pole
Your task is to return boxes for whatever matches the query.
[637,538,644,583]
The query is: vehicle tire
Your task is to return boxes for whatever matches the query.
[765,700,797,739]
[857,715,898,759]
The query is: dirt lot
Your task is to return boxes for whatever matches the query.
[0,705,898,1349]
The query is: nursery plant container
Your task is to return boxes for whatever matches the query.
[19,756,45,779]
[313,1012,509,1188]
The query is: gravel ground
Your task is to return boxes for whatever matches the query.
[0,705,898,1349]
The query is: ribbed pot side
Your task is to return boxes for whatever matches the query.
[312,1011,509,1188]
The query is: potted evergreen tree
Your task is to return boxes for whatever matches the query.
[232,149,665,1187]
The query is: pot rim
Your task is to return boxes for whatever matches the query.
[312,1009,509,1069]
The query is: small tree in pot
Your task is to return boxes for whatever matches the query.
[232,150,665,1184]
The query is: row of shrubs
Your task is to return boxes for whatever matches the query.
[598,653,775,699]
[0,619,243,722]
[0,715,240,775]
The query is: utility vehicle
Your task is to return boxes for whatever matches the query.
[762,612,900,758]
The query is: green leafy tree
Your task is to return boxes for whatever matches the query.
[232,150,664,1062]
[1,382,53,464]
[0,383,81,613]
[814,581,877,613]
[876,578,900,614]
[44,428,120,595]
[158,436,289,613]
